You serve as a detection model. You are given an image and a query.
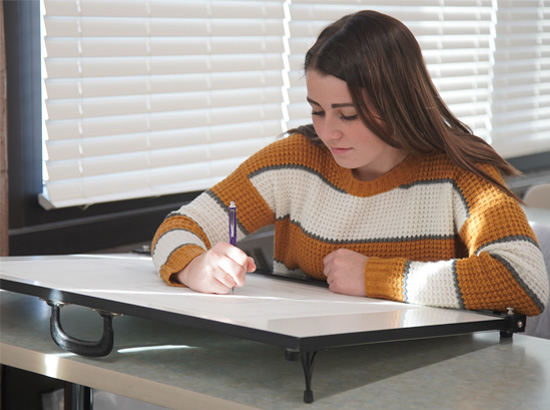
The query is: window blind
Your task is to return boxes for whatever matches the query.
[40,0,550,209]
[287,0,496,140]
[40,0,287,209]
[489,0,550,158]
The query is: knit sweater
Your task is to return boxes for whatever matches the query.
[152,133,549,316]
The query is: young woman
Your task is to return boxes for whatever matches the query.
[152,10,548,316]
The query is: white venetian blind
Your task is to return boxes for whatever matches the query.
[40,0,287,209]
[286,0,496,140]
[40,0,549,209]
[489,0,550,158]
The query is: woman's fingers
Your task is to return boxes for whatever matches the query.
[177,242,256,294]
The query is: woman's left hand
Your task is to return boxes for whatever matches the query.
[323,249,368,296]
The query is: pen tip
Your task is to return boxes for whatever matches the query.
[230,201,236,207]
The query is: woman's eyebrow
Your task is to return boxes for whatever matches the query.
[306,97,354,108]
[306,97,321,106]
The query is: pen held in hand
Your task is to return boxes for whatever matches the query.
[229,201,237,294]
[229,201,237,246]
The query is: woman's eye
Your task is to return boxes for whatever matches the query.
[311,111,357,121]
[341,114,358,121]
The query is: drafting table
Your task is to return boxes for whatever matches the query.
[0,254,526,404]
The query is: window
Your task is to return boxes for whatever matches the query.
[287,0,496,139]
[489,0,550,158]
[40,0,550,209]
[40,0,287,209]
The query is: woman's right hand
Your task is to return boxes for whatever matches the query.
[175,242,256,294]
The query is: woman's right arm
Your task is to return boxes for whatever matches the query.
[151,190,260,292]
[151,137,283,290]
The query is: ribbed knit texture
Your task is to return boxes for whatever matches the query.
[152,133,549,316]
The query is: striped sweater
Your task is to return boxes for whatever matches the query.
[152,133,549,316]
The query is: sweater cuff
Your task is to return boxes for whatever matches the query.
[159,245,205,287]
[364,256,408,302]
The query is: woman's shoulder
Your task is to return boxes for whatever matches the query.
[271,132,324,153]
[418,151,452,168]
[413,152,463,180]
[417,152,513,208]
[243,132,331,172]
[416,152,500,182]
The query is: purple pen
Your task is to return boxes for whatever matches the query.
[229,201,237,246]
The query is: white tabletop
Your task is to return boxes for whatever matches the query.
[0,254,502,345]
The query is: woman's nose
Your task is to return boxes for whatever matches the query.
[325,121,342,139]
[323,116,343,140]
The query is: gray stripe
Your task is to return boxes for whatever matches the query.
[205,189,224,207]
[205,189,250,236]
[452,259,466,310]
[168,190,249,236]
[490,253,545,312]
[164,210,179,220]
[152,228,202,258]
[402,260,412,303]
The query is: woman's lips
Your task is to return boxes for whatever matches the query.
[330,147,352,155]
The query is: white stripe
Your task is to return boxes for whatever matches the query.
[478,239,549,303]
[251,168,465,242]
[152,229,206,274]
[153,192,247,274]
[405,260,461,309]
[175,193,246,246]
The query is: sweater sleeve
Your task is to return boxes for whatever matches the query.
[364,167,549,316]
[151,144,276,285]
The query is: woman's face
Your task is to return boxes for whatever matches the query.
[306,69,405,181]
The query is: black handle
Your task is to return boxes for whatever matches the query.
[47,300,115,357]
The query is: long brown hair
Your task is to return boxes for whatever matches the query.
[292,10,521,201]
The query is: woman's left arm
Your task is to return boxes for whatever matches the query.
[449,186,548,315]
[361,169,549,316]
[450,168,548,315]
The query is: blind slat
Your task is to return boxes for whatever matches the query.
[44,17,285,38]
[44,54,285,78]
[45,71,285,99]
[45,0,285,19]
[45,121,284,160]
[46,87,285,120]
[44,36,285,57]
[45,104,285,140]
[46,137,271,180]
